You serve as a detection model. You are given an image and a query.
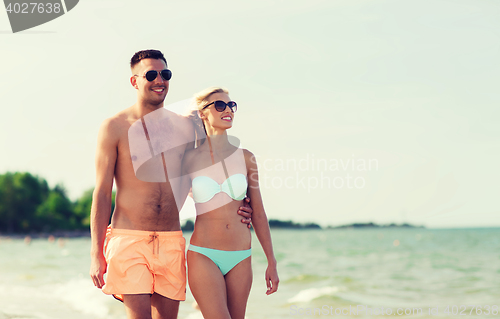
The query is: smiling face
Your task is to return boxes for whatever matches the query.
[199,92,235,134]
[130,58,169,107]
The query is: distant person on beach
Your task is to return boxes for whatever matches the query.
[89,49,253,319]
[182,87,279,319]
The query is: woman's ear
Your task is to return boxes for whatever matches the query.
[197,110,205,119]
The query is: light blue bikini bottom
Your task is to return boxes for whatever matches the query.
[188,244,252,275]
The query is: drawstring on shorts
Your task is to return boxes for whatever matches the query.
[148,232,159,256]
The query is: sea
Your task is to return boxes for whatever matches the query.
[0,228,499,319]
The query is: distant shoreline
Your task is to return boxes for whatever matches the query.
[267,220,425,230]
[2,224,500,239]
[0,221,424,238]
[328,222,426,229]
[0,230,91,239]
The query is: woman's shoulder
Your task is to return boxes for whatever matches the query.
[241,148,257,167]
[241,148,255,159]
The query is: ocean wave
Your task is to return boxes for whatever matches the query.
[52,277,114,318]
[0,277,120,319]
[285,274,329,283]
[288,286,340,303]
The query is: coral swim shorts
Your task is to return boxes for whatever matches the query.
[102,227,186,302]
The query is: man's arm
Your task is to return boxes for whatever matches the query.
[89,118,119,289]
[239,197,253,228]
[175,145,195,213]
[174,117,196,212]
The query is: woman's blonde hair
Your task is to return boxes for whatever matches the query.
[193,87,229,110]
[186,87,229,146]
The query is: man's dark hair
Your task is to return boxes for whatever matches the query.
[130,49,167,69]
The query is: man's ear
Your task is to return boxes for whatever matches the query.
[130,76,138,89]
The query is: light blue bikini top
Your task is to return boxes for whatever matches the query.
[192,173,248,204]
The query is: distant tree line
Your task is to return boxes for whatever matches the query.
[268,219,321,229]
[266,220,423,229]
[181,219,322,231]
[0,172,114,233]
[328,222,424,229]
[1,172,422,234]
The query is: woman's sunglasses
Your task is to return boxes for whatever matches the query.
[202,100,237,113]
[134,69,172,82]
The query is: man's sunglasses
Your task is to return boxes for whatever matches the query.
[134,69,172,82]
[202,100,237,113]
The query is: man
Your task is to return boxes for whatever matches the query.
[89,49,252,319]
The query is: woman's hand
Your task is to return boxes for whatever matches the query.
[265,263,279,295]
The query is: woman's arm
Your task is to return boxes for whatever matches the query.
[244,149,279,295]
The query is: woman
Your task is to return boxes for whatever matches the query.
[182,87,279,319]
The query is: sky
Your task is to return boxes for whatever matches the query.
[1,0,499,228]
